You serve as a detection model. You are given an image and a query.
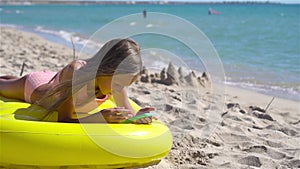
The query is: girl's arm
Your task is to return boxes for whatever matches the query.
[57,96,133,123]
[113,88,154,124]
[59,60,87,82]
[113,88,135,114]
[57,90,152,124]
[57,97,77,122]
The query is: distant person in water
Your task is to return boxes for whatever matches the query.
[208,8,221,15]
[0,39,154,123]
[143,9,147,18]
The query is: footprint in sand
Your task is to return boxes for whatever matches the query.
[238,155,262,167]
[243,145,286,160]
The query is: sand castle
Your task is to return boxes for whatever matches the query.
[140,62,211,89]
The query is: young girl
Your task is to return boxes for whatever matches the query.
[0,39,154,124]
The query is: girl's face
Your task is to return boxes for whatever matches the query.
[96,74,138,95]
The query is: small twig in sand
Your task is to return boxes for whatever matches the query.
[20,62,25,76]
[71,37,76,60]
[265,97,275,112]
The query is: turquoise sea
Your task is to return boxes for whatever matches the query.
[0,4,299,101]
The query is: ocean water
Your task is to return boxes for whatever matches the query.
[0,4,299,101]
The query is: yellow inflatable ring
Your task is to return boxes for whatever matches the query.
[0,96,172,168]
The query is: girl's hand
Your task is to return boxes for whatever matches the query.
[100,108,134,123]
[135,107,156,124]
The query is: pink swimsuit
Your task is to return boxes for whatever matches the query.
[24,71,109,112]
[24,71,60,103]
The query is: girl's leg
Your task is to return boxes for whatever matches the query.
[0,75,18,80]
[0,75,27,101]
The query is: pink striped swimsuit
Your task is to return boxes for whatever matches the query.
[24,71,60,103]
[24,70,109,112]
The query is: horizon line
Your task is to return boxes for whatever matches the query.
[1,0,299,5]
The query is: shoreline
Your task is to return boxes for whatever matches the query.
[1,27,299,169]
[1,25,298,102]
[224,85,299,112]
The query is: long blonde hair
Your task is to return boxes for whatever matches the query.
[38,38,141,115]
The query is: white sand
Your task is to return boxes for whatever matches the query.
[1,27,299,169]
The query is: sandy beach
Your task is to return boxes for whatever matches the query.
[0,27,299,169]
